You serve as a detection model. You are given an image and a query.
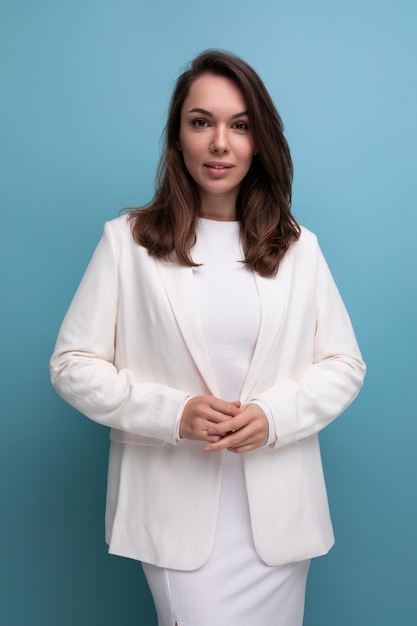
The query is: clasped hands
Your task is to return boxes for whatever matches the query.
[179,395,268,454]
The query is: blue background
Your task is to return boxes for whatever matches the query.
[1,0,416,624]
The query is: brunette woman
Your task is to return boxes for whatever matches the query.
[50,50,365,626]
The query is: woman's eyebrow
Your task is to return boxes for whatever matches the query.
[187,107,249,119]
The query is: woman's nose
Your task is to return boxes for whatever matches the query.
[210,127,229,153]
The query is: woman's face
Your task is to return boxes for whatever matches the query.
[178,73,255,215]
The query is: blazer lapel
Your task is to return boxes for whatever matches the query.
[240,261,291,401]
[156,251,292,402]
[156,258,220,397]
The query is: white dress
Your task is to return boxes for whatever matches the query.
[142,218,310,626]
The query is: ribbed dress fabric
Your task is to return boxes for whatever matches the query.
[142,218,309,626]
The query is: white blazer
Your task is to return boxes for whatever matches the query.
[50,215,365,569]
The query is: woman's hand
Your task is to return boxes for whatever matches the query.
[179,396,241,442]
[202,403,269,454]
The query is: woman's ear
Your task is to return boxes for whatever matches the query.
[176,140,182,151]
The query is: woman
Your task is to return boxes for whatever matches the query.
[50,50,366,626]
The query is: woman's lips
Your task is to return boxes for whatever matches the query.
[204,162,233,175]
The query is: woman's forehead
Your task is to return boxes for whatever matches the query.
[182,74,248,116]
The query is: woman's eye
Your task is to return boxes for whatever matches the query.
[232,121,249,131]
[192,119,209,128]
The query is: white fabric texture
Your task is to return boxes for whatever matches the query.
[142,218,310,625]
[50,215,365,568]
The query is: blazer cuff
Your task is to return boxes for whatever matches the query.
[175,396,191,443]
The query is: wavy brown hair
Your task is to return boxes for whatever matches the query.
[128,50,300,276]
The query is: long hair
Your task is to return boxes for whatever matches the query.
[128,50,300,276]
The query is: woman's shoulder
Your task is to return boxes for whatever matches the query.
[100,213,140,248]
[99,213,151,260]
[281,224,323,271]
[102,213,131,237]
[298,224,318,243]
[293,224,320,252]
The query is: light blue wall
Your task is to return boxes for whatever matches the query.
[1,1,416,624]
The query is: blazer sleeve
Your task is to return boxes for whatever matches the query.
[255,241,366,450]
[49,222,187,445]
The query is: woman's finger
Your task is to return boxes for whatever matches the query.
[179,395,241,440]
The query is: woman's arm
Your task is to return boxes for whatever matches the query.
[255,243,366,449]
[50,222,187,445]
[201,242,366,452]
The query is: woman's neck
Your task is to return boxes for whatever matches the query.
[198,190,238,221]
